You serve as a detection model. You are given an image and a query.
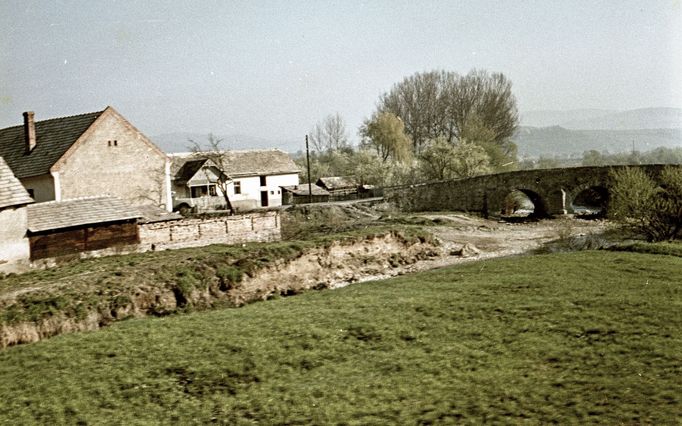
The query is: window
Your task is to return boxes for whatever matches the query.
[270,190,274,195]
[27,188,35,198]
[191,186,209,198]
[107,140,111,147]
[259,175,267,186]
[209,185,217,196]
[234,181,241,194]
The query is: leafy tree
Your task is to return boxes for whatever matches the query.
[418,137,491,181]
[309,113,350,153]
[609,166,682,241]
[348,149,389,186]
[377,69,519,155]
[359,112,412,163]
[582,150,605,166]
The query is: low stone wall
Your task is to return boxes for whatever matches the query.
[139,210,281,251]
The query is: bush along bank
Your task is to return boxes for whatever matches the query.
[0,228,440,348]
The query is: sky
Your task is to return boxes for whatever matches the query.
[1,0,681,149]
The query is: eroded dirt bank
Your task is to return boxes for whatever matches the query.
[0,232,441,348]
[0,213,614,349]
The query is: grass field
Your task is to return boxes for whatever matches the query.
[0,250,680,424]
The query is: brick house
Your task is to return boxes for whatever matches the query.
[0,156,34,273]
[170,149,300,212]
[0,107,172,211]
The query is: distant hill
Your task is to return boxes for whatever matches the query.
[512,126,682,157]
[151,132,300,153]
[560,108,682,130]
[520,109,618,128]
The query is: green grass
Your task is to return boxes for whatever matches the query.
[0,251,679,424]
[608,240,682,257]
[0,226,431,327]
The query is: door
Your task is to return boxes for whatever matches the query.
[260,190,269,207]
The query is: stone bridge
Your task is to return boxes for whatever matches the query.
[385,164,679,218]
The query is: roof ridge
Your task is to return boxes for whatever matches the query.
[0,109,106,132]
[29,195,118,206]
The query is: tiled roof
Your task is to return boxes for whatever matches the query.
[281,184,330,196]
[170,149,300,180]
[175,158,210,184]
[0,110,104,178]
[27,196,143,233]
[0,156,33,209]
[317,176,358,191]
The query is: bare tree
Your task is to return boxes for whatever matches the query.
[309,113,350,153]
[189,134,235,214]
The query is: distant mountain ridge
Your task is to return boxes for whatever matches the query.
[560,108,682,130]
[512,126,682,157]
[521,107,682,130]
[515,107,682,157]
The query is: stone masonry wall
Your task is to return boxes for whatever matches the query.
[385,164,675,217]
[138,210,281,251]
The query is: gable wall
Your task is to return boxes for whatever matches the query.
[56,112,169,208]
[20,175,54,202]
[0,206,30,273]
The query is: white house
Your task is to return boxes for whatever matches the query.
[170,149,300,212]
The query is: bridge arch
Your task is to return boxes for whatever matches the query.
[494,186,550,219]
[568,184,610,216]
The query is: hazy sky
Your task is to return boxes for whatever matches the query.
[1,0,681,147]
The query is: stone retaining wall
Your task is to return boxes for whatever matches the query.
[139,210,281,251]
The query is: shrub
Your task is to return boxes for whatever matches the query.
[609,166,682,241]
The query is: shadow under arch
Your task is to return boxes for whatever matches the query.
[499,188,549,220]
[571,185,609,217]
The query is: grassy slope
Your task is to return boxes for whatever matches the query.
[0,251,680,424]
[0,227,430,329]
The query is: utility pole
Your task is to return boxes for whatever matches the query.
[305,134,313,204]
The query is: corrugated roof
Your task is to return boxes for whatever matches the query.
[136,204,183,223]
[317,176,358,191]
[281,184,330,196]
[170,149,300,180]
[0,156,33,209]
[0,110,104,178]
[27,196,143,233]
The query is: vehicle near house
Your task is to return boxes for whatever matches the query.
[0,156,34,273]
[0,107,172,211]
[169,149,300,213]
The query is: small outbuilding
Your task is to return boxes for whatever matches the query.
[27,196,143,261]
[316,176,359,197]
[280,184,330,205]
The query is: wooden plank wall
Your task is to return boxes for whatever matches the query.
[29,222,139,260]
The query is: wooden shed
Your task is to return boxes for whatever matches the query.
[280,184,330,205]
[26,197,143,260]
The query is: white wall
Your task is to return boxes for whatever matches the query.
[20,175,54,202]
[223,173,299,209]
[0,206,30,273]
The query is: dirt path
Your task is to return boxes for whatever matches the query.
[371,214,615,277]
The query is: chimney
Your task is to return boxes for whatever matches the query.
[23,111,36,153]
